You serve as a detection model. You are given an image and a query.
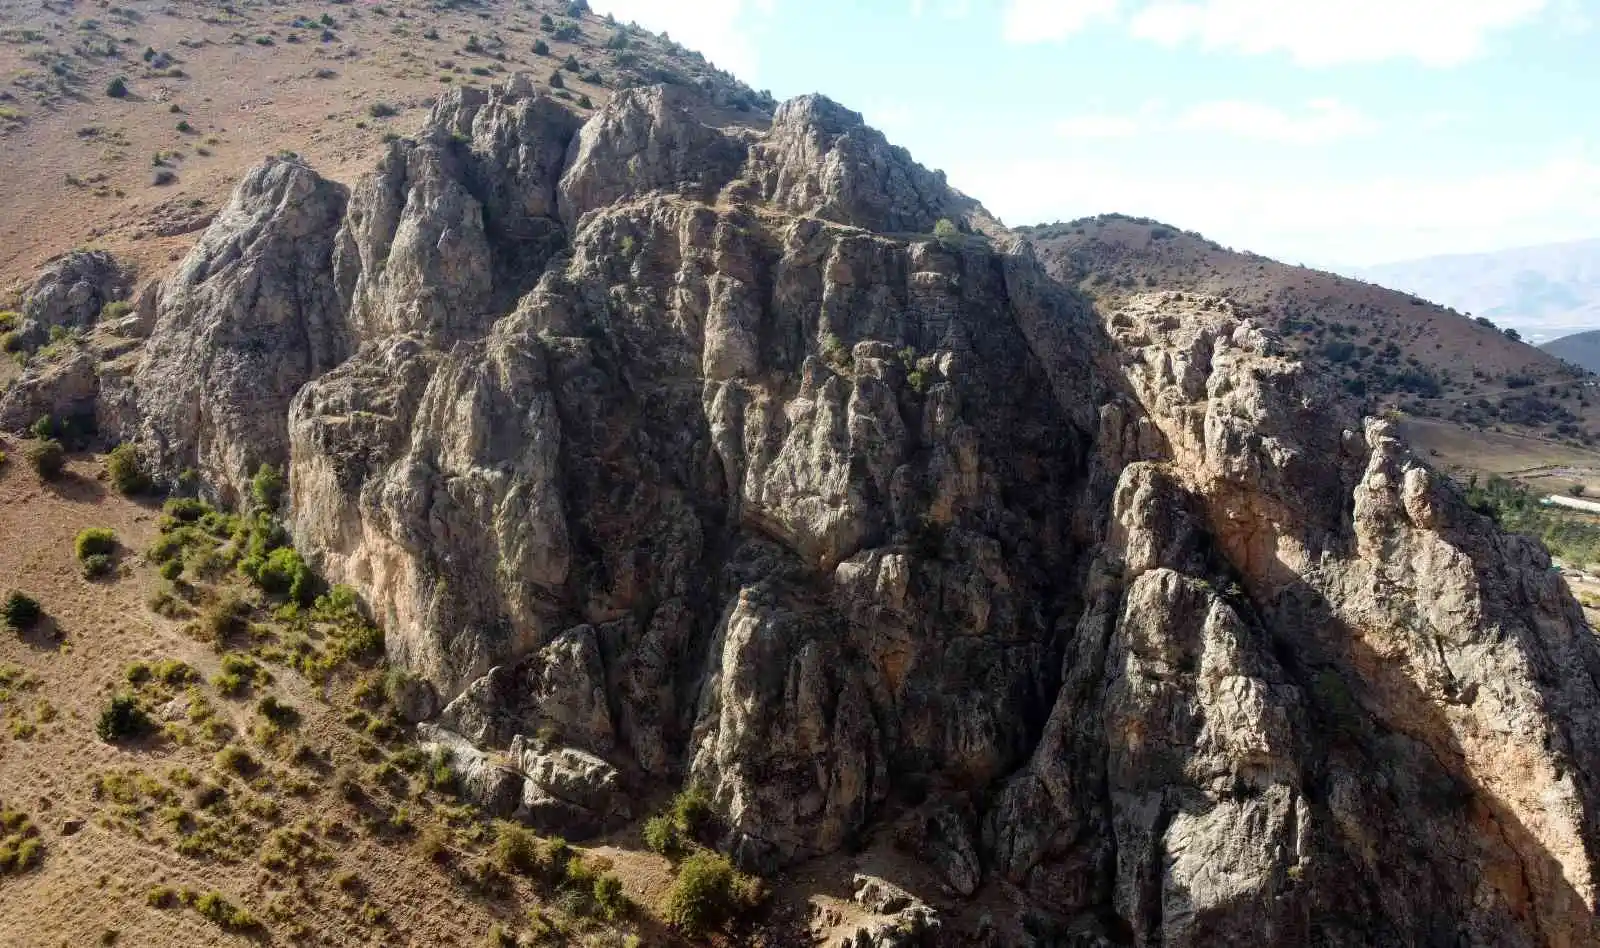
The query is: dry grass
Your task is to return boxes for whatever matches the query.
[0,0,737,298]
[0,438,679,946]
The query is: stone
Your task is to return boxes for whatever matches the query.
[74,71,1600,946]
[128,155,349,505]
[14,249,130,347]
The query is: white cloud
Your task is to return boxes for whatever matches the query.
[1002,0,1121,43]
[944,150,1600,266]
[1177,98,1378,145]
[1129,0,1548,66]
[590,0,772,80]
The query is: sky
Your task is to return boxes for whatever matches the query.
[587,0,1599,269]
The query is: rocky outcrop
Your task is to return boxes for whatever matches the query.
[752,95,971,235]
[89,72,1600,946]
[986,292,1600,946]
[129,156,349,506]
[837,875,942,948]
[0,346,99,433]
[11,249,130,348]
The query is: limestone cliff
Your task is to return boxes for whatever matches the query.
[22,76,1600,944]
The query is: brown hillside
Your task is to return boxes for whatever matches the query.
[0,0,769,296]
[1023,213,1600,473]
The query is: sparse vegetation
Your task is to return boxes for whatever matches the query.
[1465,475,1600,568]
[0,805,43,875]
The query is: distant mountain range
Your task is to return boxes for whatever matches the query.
[1541,330,1600,373]
[1351,238,1600,344]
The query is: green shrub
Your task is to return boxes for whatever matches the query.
[192,890,257,932]
[106,76,128,97]
[533,38,549,55]
[200,595,249,648]
[250,463,285,512]
[594,871,626,920]
[106,443,149,494]
[660,851,759,937]
[159,559,183,581]
[933,217,963,249]
[75,528,117,560]
[214,652,264,696]
[214,745,256,775]
[81,553,114,579]
[247,546,313,603]
[671,784,711,838]
[366,102,398,119]
[27,439,64,479]
[96,694,151,742]
[256,695,298,726]
[643,814,681,857]
[0,809,43,876]
[2,592,41,630]
[100,300,133,321]
[491,823,539,875]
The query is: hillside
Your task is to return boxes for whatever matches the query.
[0,0,770,295]
[1353,238,1600,344]
[0,437,680,946]
[1020,214,1600,474]
[1543,328,1600,374]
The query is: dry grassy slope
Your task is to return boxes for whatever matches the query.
[0,438,690,947]
[1023,214,1600,476]
[0,0,767,298]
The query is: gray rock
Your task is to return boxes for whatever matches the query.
[129,155,349,505]
[507,736,630,838]
[19,249,130,340]
[0,346,99,434]
[843,875,942,948]
[416,723,522,817]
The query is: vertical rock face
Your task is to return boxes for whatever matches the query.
[129,156,349,506]
[103,75,1600,943]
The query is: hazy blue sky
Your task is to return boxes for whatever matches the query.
[590,0,1597,269]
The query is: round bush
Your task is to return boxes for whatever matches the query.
[106,444,150,494]
[661,852,736,937]
[27,439,64,480]
[2,591,41,630]
[96,694,151,742]
[74,528,117,560]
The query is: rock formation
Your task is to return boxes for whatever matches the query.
[26,73,1600,944]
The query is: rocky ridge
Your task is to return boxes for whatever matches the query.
[4,74,1600,945]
